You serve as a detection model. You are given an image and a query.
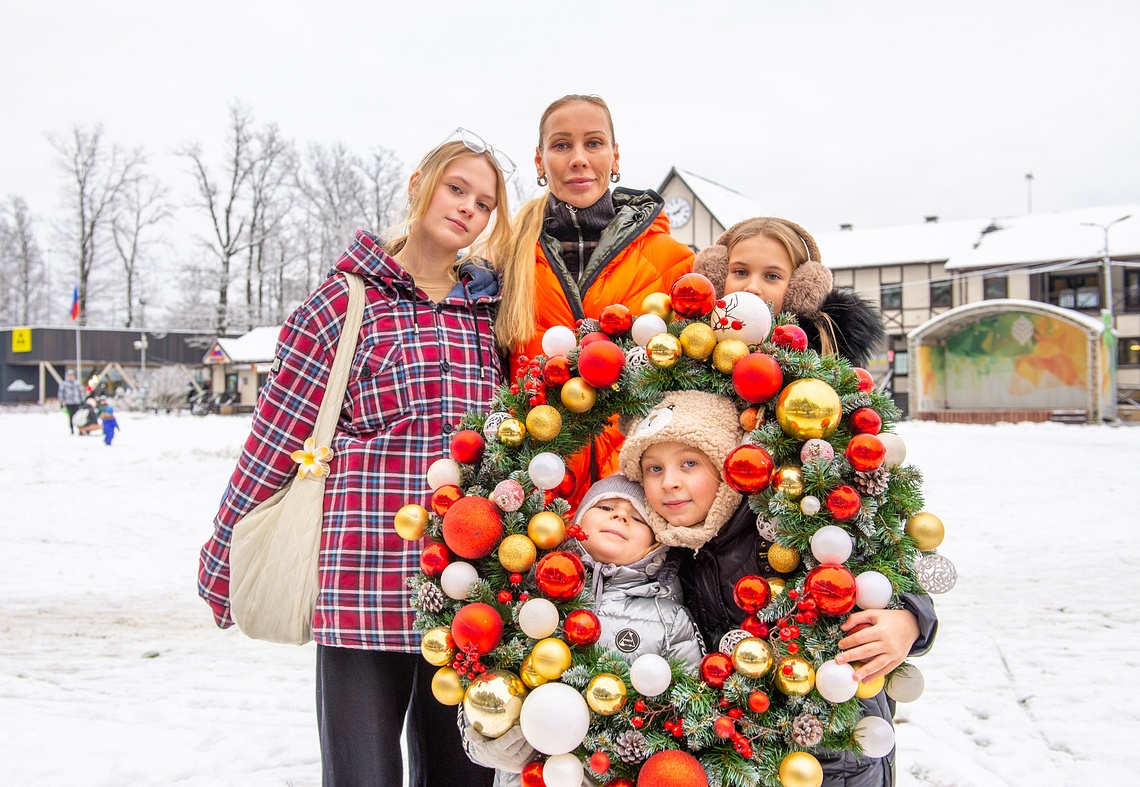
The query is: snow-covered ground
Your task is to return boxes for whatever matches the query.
[2,409,1137,786]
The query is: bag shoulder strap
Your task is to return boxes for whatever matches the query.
[310,272,366,446]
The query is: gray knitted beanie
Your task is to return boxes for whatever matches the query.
[574,474,650,525]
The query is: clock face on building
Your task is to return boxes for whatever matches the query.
[664,196,692,229]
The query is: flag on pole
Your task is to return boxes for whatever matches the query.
[69,285,79,322]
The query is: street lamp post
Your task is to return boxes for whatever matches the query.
[1081,214,1132,421]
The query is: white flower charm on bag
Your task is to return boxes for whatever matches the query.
[291,437,332,478]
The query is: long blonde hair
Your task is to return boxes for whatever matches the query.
[494,95,617,351]
[385,140,513,270]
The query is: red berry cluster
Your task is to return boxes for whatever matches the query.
[452,642,487,680]
[565,523,588,542]
[713,298,745,331]
[629,698,683,738]
[510,355,549,406]
[714,695,769,758]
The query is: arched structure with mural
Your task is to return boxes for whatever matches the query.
[907,299,1111,423]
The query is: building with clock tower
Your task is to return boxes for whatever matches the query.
[657,167,768,250]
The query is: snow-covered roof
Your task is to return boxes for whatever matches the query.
[816,205,1140,272]
[208,326,281,364]
[663,168,768,228]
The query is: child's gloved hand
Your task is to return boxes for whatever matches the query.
[458,710,535,773]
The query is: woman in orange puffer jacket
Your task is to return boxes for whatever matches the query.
[495,94,694,509]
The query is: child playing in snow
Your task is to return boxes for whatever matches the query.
[460,474,703,785]
[100,405,120,446]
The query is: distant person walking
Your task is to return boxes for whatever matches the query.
[58,370,84,434]
[101,406,120,446]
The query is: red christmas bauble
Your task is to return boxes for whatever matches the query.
[845,433,886,472]
[451,602,504,654]
[577,340,626,388]
[713,716,736,739]
[543,355,572,386]
[699,652,734,688]
[772,323,809,351]
[605,780,634,787]
[732,353,784,403]
[669,273,718,319]
[852,367,875,393]
[589,750,611,774]
[441,496,504,559]
[637,749,710,787]
[740,614,769,638]
[722,444,775,494]
[535,551,586,600]
[419,542,452,578]
[805,564,858,615]
[430,484,463,516]
[557,467,578,498]
[521,760,546,787]
[579,331,610,347]
[563,608,602,646]
[733,574,772,614]
[449,429,486,464]
[599,304,634,337]
[826,484,862,521]
[748,690,770,713]
[850,407,883,436]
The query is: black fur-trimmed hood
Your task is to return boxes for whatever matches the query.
[802,289,886,368]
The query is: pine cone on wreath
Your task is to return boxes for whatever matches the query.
[613,730,648,764]
[577,318,602,338]
[416,583,445,613]
[792,712,824,747]
[853,467,890,496]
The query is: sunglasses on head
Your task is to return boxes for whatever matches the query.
[435,127,516,180]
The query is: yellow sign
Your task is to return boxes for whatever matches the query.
[11,327,32,353]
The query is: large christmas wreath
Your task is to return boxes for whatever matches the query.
[398,273,957,787]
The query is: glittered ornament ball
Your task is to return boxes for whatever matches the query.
[670,272,718,318]
[766,542,801,573]
[526,404,563,442]
[711,338,750,373]
[637,750,709,787]
[441,495,504,559]
[679,322,717,360]
[498,533,538,572]
[451,602,503,655]
[577,339,626,387]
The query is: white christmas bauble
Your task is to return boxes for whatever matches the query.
[519,682,590,755]
[542,753,584,787]
[709,291,772,346]
[624,345,650,372]
[541,326,578,358]
[629,653,672,697]
[810,525,853,564]
[631,313,668,347]
[719,628,752,656]
[815,659,858,703]
[800,495,822,516]
[755,516,778,541]
[854,715,896,758]
[855,571,894,610]
[518,598,560,639]
[915,554,958,594]
[491,479,526,512]
[528,452,565,490]
[426,458,461,491]
[878,432,907,468]
[482,412,511,443]
[801,438,835,464]
[886,664,925,703]
[440,561,479,600]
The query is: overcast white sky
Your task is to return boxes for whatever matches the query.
[3,0,1137,244]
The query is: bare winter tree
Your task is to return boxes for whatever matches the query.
[356,146,405,237]
[0,196,51,324]
[241,123,295,330]
[110,174,171,328]
[50,124,143,325]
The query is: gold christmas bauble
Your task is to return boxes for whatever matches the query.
[778,751,824,787]
[712,339,750,373]
[766,542,801,573]
[732,637,774,678]
[641,291,673,321]
[463,669,528,739]
[854,666,886,699]
[498,533,538,573]
[586,672,628,715]
[530,637,573,680]
[560,377,597,414]
[646,333,683,368]
[679,322,717,360]
[905,511,945,551]
[774,656,815,697]
[394,504,430,541]
[773,465,805,499]
[420,626,456,666]
[525,405,562,442]
[775,378,843,439]
[527,512,566,550]
[768,577,787,598]
[519,655,549,689]
[497,418,527,447]
[431,666,465,706]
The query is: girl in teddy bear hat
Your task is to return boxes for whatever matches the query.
[618,389,938,787]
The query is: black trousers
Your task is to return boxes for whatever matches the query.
[316,645,495,787]
[65,403,80,434]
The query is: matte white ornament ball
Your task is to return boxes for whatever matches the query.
[527,452,566,490]
[426,458,461,491]
[810,525,853,564]
[800,495,822,516]
[629,653,672,697]
[855,571,894,609]
[854,715,896,758]
[541,325,578,358]
[886,664,925,702]
[518,598,560,640]
[440,561,479,600]
[542,753,585,787]
[491,479,526,512]
[801,438,835,464]
[709,291,772,346]
[815,659,858,703]
[631,313,668,347]
[916,554,958,594]
[483,412,511,443]
[519,682,591,755]
[878,432,907,468]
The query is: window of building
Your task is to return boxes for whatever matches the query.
[881,283,902,310]
[892,349,909,376]
[1120,337,1140,367]
[930,280,952,308]
[1048,272,1101,310]
[1125,270,1140,312]
[983,275,1008,300]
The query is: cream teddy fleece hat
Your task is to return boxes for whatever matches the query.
[618,390,744,550]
